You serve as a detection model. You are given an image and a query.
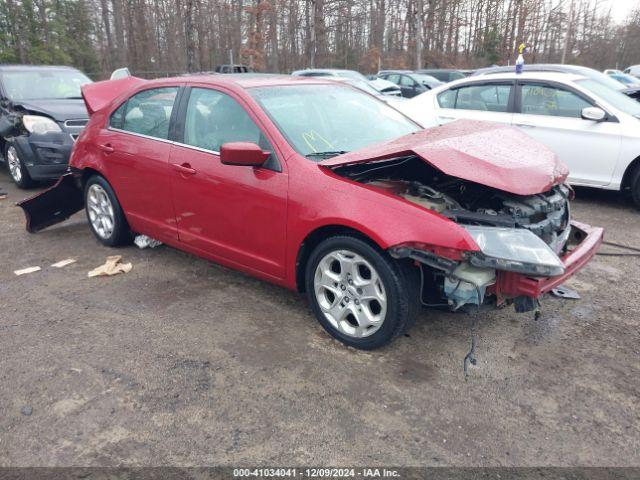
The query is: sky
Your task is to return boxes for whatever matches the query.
[601,0,638,23]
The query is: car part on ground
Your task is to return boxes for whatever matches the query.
[17,75,603,350]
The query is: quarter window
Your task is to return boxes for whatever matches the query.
[521,84,591,118]
[111,87,178,139]
[437,89,457,108]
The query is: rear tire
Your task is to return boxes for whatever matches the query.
[305,235,420,350]
[84,175,132,246]
[631,165,640,209]
[5,143,34,188]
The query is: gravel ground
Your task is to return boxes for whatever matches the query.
[0,171,639,468]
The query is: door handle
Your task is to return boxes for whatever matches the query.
[514,123,536,128]
[171,162,197,175]
[98,143,115,153]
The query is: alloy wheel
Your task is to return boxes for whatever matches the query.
[6,146,22,183]
[314,249,387,338]
[87,184,115,239]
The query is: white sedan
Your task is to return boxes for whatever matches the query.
[399,71,640,207]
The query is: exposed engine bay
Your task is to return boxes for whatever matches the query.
[333,156,572,312]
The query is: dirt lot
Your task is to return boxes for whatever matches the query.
[0,171,639,468]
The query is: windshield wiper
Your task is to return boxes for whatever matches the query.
[305,150,349,159]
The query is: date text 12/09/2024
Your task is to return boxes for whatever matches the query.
[233,468,401,478]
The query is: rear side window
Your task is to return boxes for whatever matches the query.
[521,84,591,118]
[438,84,511,112]
[110,87,179,139]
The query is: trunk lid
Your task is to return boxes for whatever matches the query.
[81,76,145,115]
[320,120,568,196]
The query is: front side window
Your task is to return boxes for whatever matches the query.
[400,75,415,87]
[250,84,419,158]
[183,87,269,153]
[521,84,591,118]
[112,87,178,139]
[386,74,400,85]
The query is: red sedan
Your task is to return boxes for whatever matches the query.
[20,74,603,350]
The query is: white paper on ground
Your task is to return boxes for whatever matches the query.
[14,266,41,276]
[51,259,77,268]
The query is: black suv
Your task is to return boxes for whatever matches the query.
[0,65,91,187]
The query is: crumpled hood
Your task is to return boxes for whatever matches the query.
[12,99,88,122]
[320,120,568,196]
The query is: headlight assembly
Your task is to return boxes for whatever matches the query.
[464,226,565,277]
[22,115,62,134]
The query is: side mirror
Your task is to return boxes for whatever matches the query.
[581,106,607,122]
[220,142,270,167]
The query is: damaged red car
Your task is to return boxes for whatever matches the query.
[19,75,604,350]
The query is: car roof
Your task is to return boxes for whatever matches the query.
[473,64,596,76]
[449,70,585,83]
[160,73,337,89]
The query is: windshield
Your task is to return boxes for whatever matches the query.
[0,69,92,100]
[613,73,640,86]
[250,84,419,158]
[577,68,628,91]
[577,79,640,117]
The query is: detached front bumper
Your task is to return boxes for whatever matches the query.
[494,221,604,300]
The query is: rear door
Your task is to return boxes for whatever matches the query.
[99,85,181,241]
[168,86,288,278]
[513,81,622,186]
[434,80,515,125]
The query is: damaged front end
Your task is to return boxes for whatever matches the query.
[331,155,603,314]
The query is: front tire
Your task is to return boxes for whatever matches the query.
[305,235,420,350]
[84,175,132,246]
[5,143,34,188]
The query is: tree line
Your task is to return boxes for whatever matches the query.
[1,0,640,79]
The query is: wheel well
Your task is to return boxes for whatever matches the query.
[295,225,381,292]
[0,138,6,158]
[80,167,103,188]
[621,156,640,191]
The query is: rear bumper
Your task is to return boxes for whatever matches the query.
[495,221,604,299]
